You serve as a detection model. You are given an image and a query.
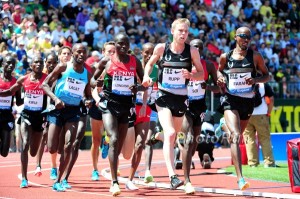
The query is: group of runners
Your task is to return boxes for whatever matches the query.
[0,18,269,196]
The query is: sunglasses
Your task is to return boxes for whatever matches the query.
[236,34,251,40]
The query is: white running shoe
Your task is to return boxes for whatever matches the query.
[125,180,139,190]
[34,166,42,177]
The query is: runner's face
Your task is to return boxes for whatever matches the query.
[172,23,189,44]
[3,57,16,73]
[31,57,44,73]
[45,55,58,73]
[115,36,130,55]
[103,44,116,57]
[190,41,203,54]
[235,29,251,50]
[73,45,88,64]
[142,46,154,63]
[59,48,72,63]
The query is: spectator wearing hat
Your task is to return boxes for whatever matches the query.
[16,41,27,61]
[178,4,187,18]
[65,25,78,43]
[11,5,21,26]
[49,15,59,31]
[105,19,117,34]
[37,14,49,29]
[25,21,38,40]
[76,8,89,33]
[1,3,12,23]
[62,0,76,28]
[39,34,52,54]
[37,23,50,41]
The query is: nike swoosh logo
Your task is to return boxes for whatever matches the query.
[195,83,201,86]
[124,77,132,81]
[179,111,184,114]
[180,57,189,61]
[240,74,247,78]
[242,63,251,67]
[174,71,181,74]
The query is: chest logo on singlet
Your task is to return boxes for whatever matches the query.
[242,63,251,67]
[228,61,233,68]
[165,55,171,61]
[180,57,189,61]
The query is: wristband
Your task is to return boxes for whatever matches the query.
[266,113,271,117]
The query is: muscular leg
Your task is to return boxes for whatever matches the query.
[63,116,87,181]
[128,121,149,180]
[0,129,11,157]
[156,106,183,178]
[102,113,128,182]
[90,118,103,172]
[121,126,135,160]
[55,122,78,184]
[144,120,156,171]
[224,110,249,180]
[36,126,48,168]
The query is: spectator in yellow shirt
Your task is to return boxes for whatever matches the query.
[259,0,274,17]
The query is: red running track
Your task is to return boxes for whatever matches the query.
[0,148,296,199]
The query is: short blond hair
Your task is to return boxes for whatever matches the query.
[171,18,190,30]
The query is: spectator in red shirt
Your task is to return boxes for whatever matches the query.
[85,50,101,74]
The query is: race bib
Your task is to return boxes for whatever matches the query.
[112,74,134,96]
[228,72,252,94]
[187,80,205,100]
[64,77,86,97]
[24,92,43,111]
[162,68,185,89]
[0,96,12,110]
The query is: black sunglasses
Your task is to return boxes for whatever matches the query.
[236,34,251,40]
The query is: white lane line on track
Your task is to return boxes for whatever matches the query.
[17,164,146,199]
[100,159,300,199]
[0,197,16,199]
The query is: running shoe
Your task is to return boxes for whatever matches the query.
[52,182,66,192]
[101,135,109,159]
[109,183,121,196]
[50,168,57,180]
[184,182,195,194]
[238,177,250,190]
[20,179,28,188]
[125,180,139,190]
[34,166,42,177]
[170,175,183,190]
[202,153,211,169]
[91,170,99,181]
[61,179,71,189]
[144,171,154,183]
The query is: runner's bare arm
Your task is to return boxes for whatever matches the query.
[142,43,164,87]
[186,46,204,80]
[217,53,227,87]
[253,51,269,83]
[42,63,67,102]
[90,57,109,88]
[84,72,93,108]
[0,76,25,97]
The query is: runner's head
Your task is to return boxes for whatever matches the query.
[102,41,116,57]
[235,27,252,51]
[2,55,16,74]
[171,18,190,44]
[72,43,88,64]
[58,46,72,64]
[190,39,204,54]
[45,53,58,74]
[114,32,130,55]
[30,56,44,74]
[141,43,154,64]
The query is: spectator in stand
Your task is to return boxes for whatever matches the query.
[49,15,59,32]
[11,5,21,26]
[16,41,26,61]
[76,8,89,33]
[244,2,254,22]
[62,0,76,27]
[228,0,241,18]
[84,13,98,47]
[85,51,101,74]
[1,3,12,23]
[37,23,51,42]
[259,0,274,17]
[51,23,65,46]
[93,24,107,50]
[64,25,78,43]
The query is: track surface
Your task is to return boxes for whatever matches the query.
[0,148,296,199]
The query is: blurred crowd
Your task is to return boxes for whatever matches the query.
[0,0,299,98]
